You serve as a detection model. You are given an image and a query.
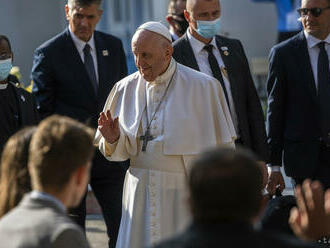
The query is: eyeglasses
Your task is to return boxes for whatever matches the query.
[297,6,330,17]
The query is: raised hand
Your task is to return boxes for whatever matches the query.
[289,180,330,241]
[98,110,120,144]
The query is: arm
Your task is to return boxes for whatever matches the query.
[238,40,269,162]
[31,48,56,119]
[265,46,286,194]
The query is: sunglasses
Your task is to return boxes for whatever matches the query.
[297,6,330,17]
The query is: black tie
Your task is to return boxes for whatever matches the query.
[83,44,98,94]
[317,42,330,140]
[204,44,230,106]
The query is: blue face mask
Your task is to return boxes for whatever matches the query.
[195,18,221,39]
[0,58,12,81]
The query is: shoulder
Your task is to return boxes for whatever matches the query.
[114,72,140,91]
[176,63,217,86]
[52,222,89,247]
[270,32,302,56]
[173,33,189,49]
[94,30,124,47]
[35,29,68,53]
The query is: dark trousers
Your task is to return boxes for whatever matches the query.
[292,146,330,189]
[69,149,129,248]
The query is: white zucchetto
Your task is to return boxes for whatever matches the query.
[137,21,172,42]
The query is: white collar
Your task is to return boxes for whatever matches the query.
[148,58,176,85]
[169,29,179,41]
[69,26,96,54]
[187,29,217,54]
[304,31,330,49]
[30,190,66,212]
[0,83,8,90]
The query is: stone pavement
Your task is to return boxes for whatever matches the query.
[86,214,108,248]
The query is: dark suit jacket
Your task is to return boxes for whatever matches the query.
[266,31,322,177]
[173,33,269,161]
[31,28,127,129]
[8,76,39,127]
[153,222,317,248]
[0,194,89,248]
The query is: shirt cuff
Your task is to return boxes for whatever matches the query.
[267,164,281,172]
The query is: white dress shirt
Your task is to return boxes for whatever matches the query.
[30,190,66,212]
[186,30,239,136]
[304,31,330,90]
[69,26,99,84]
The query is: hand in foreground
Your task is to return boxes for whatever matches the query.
[289,179,330,241]
[98,110,120,144]
[266,170,285,195]
[257,161,268,189]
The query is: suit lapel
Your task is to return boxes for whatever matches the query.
[182,33,200,71]
[64,29,97,100]
[94,32,109,100]
[292,32,318,103]
[215,36,240,108]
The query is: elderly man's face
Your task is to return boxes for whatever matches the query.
[300,0,330,40]
[132,31,172,82]
[65,4,102,42]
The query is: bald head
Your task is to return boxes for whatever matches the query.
[131,29,173,82]
[186,0,219,12]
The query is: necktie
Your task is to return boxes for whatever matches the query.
[83,44,98,94]
[317,42,330,139]
[204,44,230,106]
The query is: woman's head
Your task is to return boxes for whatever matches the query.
[0,127,36,217]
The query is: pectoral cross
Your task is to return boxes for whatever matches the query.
[140,128,154,152]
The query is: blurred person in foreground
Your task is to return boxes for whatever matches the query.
[154,147,317,248]
[0,115,94,248]
[0,127,36,218]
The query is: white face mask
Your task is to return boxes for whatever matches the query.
[0,58,13,81]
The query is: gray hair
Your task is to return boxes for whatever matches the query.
[67,0,103,9]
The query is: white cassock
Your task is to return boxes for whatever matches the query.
[95,58,236,248]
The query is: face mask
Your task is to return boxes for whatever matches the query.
[0,58,12,81]
[195,18,221,39]
[173,13,189,36]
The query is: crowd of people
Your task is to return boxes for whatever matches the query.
[0,0,329,247]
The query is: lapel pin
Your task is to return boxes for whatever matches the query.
[220,66,228,79]
[102,50,109,56]
[221,46,229,56]
[20,95,26,102]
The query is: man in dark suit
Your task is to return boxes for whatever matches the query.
[31,0,128,247]
[0,35,39,154]
[153,147,317,248]
[0,115,93,248]
[266,0,330,191]
[172,0,269,183]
